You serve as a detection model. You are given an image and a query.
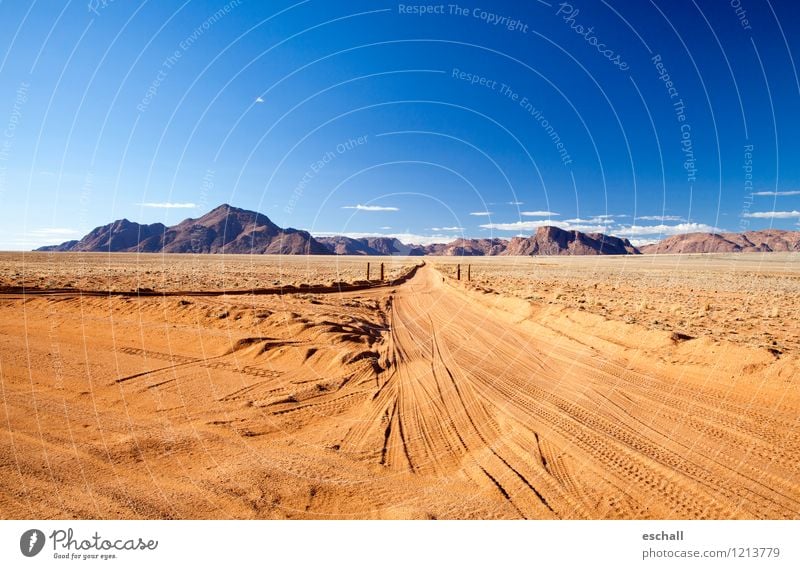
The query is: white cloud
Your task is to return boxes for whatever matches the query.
[507,201,524,205]
[387,233,457,246]
[752,190,800,196]
[521,210,559,217]
[3,227,83,250]
[564,216,614,224]
[137,202,197,209]
[585,214,618,219]
[315,231,456,246]
[743,210,800,219]
[255,97,264,103]
[628,238,659,247]
[561,224,613,233]
[612,222,721,236]
[430,226,463,231]
[469,211,492,216]
[380,226,392,230]
[636,215,685,221]
[480,220,608,233]
[342,204,399,212]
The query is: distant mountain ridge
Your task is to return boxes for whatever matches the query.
[639,229,800,254]
[48,218,167,253]
[503,226,639,256]
[37,204,797,256]
[423,238,508,256]
[316,236,426,256]
[39,204,329,255]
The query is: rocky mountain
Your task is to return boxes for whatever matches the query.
[317,236,426,255]
[38,204,329,255]
[423,238,508,256]
[504,226,640,256]
[639,229,800,254]
[317,235,426,256]
[316,236,382,255]
[360,237,425,256]
[154,204,328,254]
[38,219,167,253]
[37,240,79,252]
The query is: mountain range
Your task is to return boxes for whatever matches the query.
[639,229,800,254]
[40,204,328,255]
[315,236,426,256]
[36,204,800,256]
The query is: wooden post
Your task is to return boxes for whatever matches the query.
[367,262,370,280]
[467,264,471,281]
[380,263,384,281]
[457,264,461,280]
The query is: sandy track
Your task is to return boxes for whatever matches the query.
[0,263,798,519]
[340,265,800,519]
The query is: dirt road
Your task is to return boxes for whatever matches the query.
[343,265,800,519]
[1,263,798,519]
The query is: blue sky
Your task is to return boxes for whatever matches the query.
[0,0,799,249]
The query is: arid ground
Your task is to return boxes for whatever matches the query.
[0,252,798,519]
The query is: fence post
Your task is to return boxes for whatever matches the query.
[457,264,461,280]
[380,262,384,281]
[367,262,370,280]
[468,264,471,281]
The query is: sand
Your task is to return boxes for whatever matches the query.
[0,252,416,293]
[0,252,798,519]
[433,252,800,353]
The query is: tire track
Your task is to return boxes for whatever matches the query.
[345,264,800,519]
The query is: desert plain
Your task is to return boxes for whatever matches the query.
[0,251,798,519]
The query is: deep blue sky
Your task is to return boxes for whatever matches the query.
[1,0,799,249]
